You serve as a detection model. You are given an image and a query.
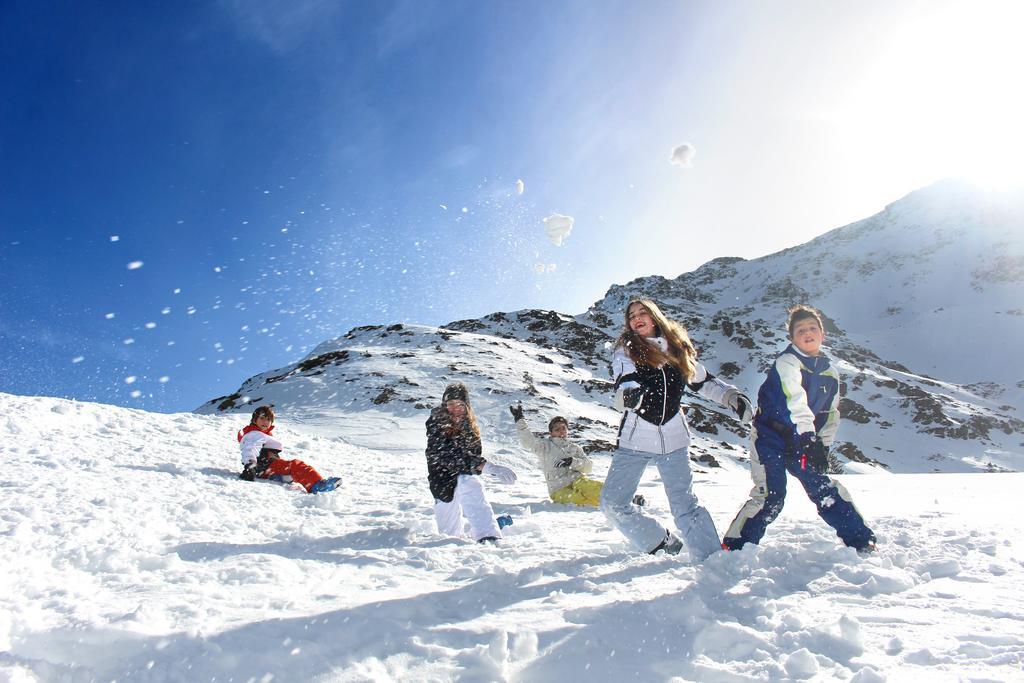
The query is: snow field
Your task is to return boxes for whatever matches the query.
[1,392,1022,681]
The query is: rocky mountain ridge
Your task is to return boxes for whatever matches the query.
[198,180,1024,473]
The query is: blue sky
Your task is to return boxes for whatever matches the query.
[2,1,1021,412]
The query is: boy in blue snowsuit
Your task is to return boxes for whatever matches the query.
[722,305,875,552]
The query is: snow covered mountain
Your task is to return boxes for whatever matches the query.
[198,180,1024,474]
[5,180,1024,681]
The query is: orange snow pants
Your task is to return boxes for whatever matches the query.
[260,458,323,492]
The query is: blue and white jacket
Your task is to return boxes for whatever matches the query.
[753,344,840,447]
[612,337,742,454]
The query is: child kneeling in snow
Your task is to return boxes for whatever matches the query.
[237,406,341,494]
[425,383,517,543]
[510,405,604,507]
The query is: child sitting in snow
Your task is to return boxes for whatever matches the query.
[510,405,605,507]
[237,406,341,494]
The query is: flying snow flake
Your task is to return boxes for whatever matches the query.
[281,228,288,233]
[214,266,222,273]
[105,313,115,319]
[129,390,141,398]
[127,261,144,270]
[543,213,574,246]
[461,207,468,213]
[158,376,169,383]
[173,288,181,294]
[145,322,156,329]
[515,179,525,195]
[534,263,546,274]
[124,376,137,384]
[71,356,84,364]
[110,235,119,242]
[669,143,696,168]
[547,263,557,273]
[161,308,170,315]
[123,338,135,345]
[439,205,448,210]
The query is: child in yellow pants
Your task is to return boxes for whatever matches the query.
[511,405,604,507]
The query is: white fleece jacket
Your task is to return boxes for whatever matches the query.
[515,419,592,495]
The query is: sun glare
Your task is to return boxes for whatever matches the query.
[832,1,1024,191]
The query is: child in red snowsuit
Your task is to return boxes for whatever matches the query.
[238,406,340,494]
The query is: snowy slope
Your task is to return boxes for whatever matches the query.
[199,181,1024,473]
[2,391,1023,682]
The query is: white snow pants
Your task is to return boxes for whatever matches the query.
[600,445,721,562]
[434,474,502,541]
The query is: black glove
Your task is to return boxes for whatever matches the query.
[622,387,642,409]
[808,439,829,474]
[239,465,256,481]
[796,433,829,474]
[509,404,524,421]
[255,448,280,474]
[733,393,753,423]
[554,457,573,468]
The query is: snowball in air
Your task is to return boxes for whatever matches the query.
[515,179,525,195]
[543,213,574,246]
[669,143,696,167]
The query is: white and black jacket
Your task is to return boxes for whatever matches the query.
[612,337,743,454]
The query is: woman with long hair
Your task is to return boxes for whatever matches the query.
[425,382,517,542]
[600,299,753,560]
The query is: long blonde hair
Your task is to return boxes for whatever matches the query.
[615,298,698,381]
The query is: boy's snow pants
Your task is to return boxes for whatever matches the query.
[600,446,721,562]
[722,427,875,550]
[551,476,603,507]
[434,474,502,541]
[260,458,323,493]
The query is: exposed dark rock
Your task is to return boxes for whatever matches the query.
[372,387,397,405]
[717,362,742,379]
[839,397,879,424]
